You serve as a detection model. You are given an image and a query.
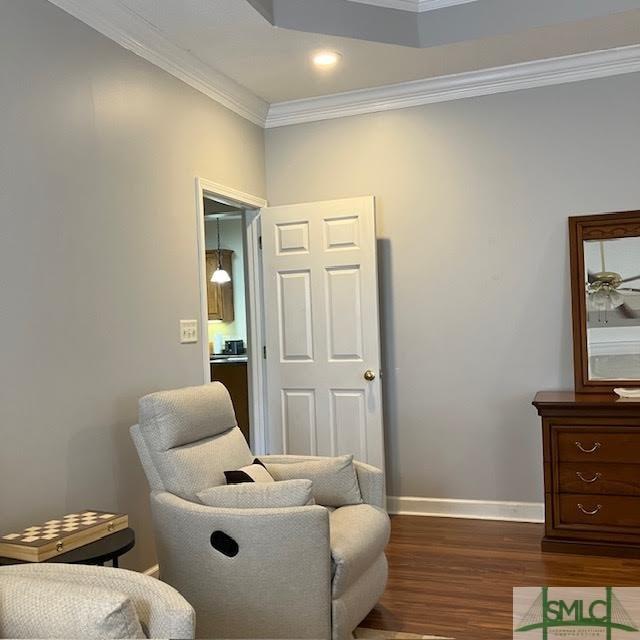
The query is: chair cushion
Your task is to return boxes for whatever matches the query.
[148,426,253,500]
[224,458,275,484]
[263,454,363,507]
[139,382,236,451]
[0,575,146,639]
[329,504,390,598]
[138,383,253,500]
[197,479,313,508]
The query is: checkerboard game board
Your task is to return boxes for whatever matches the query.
[0,510,127,561]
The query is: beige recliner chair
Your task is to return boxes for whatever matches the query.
[130,382,389,640]
[0,563,195,639]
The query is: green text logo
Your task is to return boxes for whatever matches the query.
[515,587,638,639]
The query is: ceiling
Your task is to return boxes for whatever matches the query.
[203,199,243,216]
[117,0,640,102]
[48,0,640,126]
[247,0,640,48]
[345,0,477,11]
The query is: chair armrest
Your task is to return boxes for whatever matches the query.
[261,454,386,509]
[353,460,386,509]
[0,563,195,640]
[150,491,332,639]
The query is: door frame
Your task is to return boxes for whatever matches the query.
[195,177,268,454]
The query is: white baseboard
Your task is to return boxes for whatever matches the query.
[143,564,159,578]
[387,496,544,523]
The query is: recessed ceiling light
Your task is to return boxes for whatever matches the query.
[312,51,342,68]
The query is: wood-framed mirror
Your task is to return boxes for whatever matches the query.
[570,210,640,393]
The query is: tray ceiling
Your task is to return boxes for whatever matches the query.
[247,0,640,48]
[47,0,640,127]
[346,0,476,12]
[110,0,640,102]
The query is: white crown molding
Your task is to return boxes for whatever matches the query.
[266,44,640,128]
[387,496,545,523]
[347,0,477,12]
[417,0,477,9]
[47,0,269,127]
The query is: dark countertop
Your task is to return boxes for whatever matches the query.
[210,355,248,364]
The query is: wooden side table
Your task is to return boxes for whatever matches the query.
[0,527,135,567]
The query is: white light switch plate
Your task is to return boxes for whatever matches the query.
[180,319,198,344]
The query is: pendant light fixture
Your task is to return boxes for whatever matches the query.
[211,217,231,284]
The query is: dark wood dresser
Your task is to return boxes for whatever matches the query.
[534,391,640,557]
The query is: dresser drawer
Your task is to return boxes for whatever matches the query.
[558,463,640,495]
[558,495,640,530]
[536,392,640,556]
[557,431,640,463]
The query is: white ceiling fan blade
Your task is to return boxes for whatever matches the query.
[619,303,640,319]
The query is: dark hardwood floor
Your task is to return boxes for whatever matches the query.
[361,516,640,639]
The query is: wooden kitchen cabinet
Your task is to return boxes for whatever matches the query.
[205,249,234,322]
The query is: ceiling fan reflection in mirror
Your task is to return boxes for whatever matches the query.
[587,240,640,321]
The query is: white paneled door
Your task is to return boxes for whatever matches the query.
[261,197,384,469]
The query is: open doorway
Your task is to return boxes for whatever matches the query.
[195,178,268,453]
[196,181,384,467]
[203,199,250,443]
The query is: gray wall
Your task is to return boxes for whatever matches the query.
[0,0,265,571]
[265,74,640,502]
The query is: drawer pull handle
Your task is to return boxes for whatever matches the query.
[577,503,602,515]
[576,471,602,483]
[575,441,601,453]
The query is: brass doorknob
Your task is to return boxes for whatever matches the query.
[364,370,376,381]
